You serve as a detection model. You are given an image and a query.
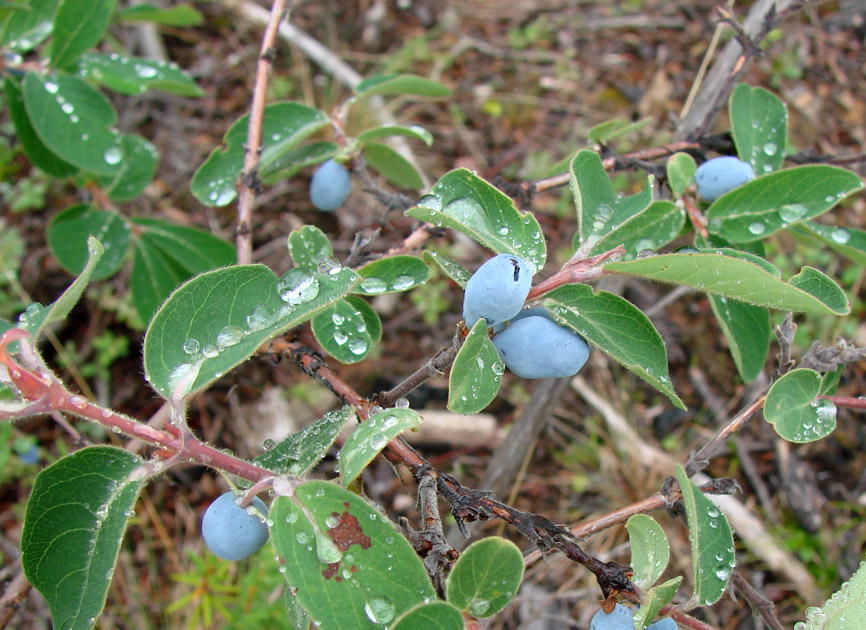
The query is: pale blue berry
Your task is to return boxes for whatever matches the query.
[463,254,532,328]
[310,159,352,211]
[201,491,269,561]
[695,156,754,201]
[590,603,636,630]
[492,315,589,379]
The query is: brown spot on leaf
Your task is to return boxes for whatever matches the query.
[321,562,340,580]
[327,510,371,551]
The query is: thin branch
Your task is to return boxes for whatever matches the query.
[235,0,290,265]
[732,573,786,630]
[685,394,767,477]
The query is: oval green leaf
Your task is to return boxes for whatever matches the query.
[792,221,866,266]
[666,152,696,199]
[357,124,433,147]
[543,284,684,410]
[798,557,866,630]
[705,165,864,243]
[270,480,436,628]
[143,264,359,398]
[4,76,78,177]
[76,52,203,97]
[48,204,130,280]
[0,0,60,52]
[633,576,683,630]
[447,319,503,414]
[392,601,464,630]
[604,252,849,315]
[49,0,116,69]
[312,299,376,364]
[23,71,123,175]
[729,83,787,175]
[355,255,430,295]
[21,446,144,630]
[764,368,837,443]
[287,225,333,269]
[255,407,353,476]
[626,514,670,590]
[353,73,451,98]
[569,149,654,251]
[339,408,422,486]
[407,168,546,273]
[192,102,329,206]
[445,537,524,618]
[674,464,735,607]
[422,250,471,288]
[362,141,424,189]
[97,133,159,201]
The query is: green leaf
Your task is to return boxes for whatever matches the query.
[569,149,654,251]
[27,237,104,341]
[358,124,433,147]
[49,0,116,69]
[764,368,837,443]
[4,76,78,177]
[445,537,524,618]
[674,464,735,607]
[192,102,329,206]
[792,221,866,266]
[707,294,769,382]
[705,165,864,243]
[819,366,843,397]
[447,319,503,414]
[729,84,787,175]
[97,133,159,201]
[270,481,436,628]
[355,256,430,295]
[422,251,471,288]
[666,152,696,199]
[362,142,424,189]
[76,52,203,97]
[407,168,546,273]
[345,296,382,344]
[353,73,451,98]
[797,556,866,630]
[587,117,651,144]
[586,200,685,259]
[23,71,123,175]
[143,264,359,398]
[259,141,338,181]
[543,285,684,410]
[255,407,352,476]
[339,408,422,486]
[626,514,669,590]
[21,446,144,630]
[118,3,204,26]
[604,252,849,315]
[47,204,130,280]
[287,225,333,269]
[129,219,236,324]
[633,577,683,630]
[311,299,376,364]
[392,601,464,630]
[0,0,60,52]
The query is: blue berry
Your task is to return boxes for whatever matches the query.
[694,156,754,201]
[310,159,352,211]
[647,616,678,630]
[201,491,269,561]
[492,315,589,379]
[18,444,39,465]
[462,254,532,328]
[590,603,636,630]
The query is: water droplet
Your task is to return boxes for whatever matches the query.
[61,102,74,115]
[182,338,200,355]
[825,194,835,203]
[278,269,320,304]
[364,598,395,624]
[202,344,219,358]
[348,338,368,355]
[216,325,243,350]
[418,194,442,211]
[831,228,850,244]
[285,512,299,523]
[391,275,415,291]
[103,147,122,165]
[498,226,509,236]
[44,81,59,94]
[295,531,310,544]
[778,203,807,223]
[748,222,766,235]
[370,434,388,450]
[762,142,778,156]
[395,398,409,409]
[360,277,388,294]
[492,361,505,376]
[333,330,348,345]
[475,356,485,371]
[762,163,773,173]
[247,304,276,331]
[469,598,491,616]
[332,312,345,326]
[324,514,340,528]
[262,438,276,450]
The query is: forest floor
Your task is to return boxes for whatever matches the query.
[2,1,866,629]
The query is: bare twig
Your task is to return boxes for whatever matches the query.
[685,394,767,476]
[732,573,786,630]
[235,0,289,265]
